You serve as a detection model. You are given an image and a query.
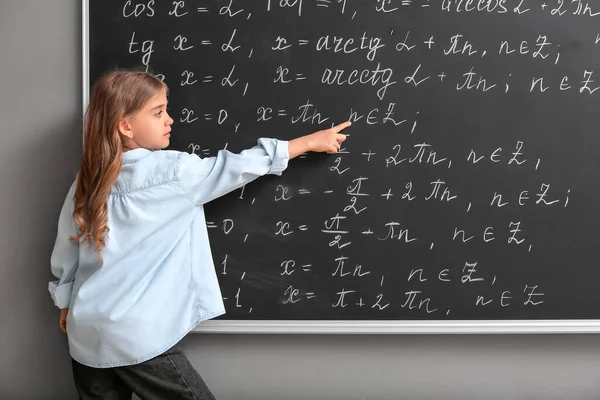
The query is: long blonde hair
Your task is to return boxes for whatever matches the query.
[72,69,167,258]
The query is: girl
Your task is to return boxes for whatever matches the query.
[48,69,349,399]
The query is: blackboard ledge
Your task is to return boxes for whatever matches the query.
[192,320,600,334]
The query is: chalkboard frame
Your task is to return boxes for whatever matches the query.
[83,0,600,334]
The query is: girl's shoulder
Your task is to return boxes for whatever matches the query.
[146,149,189,165]
[155,149,184,158]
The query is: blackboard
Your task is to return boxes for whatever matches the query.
[85,0,600,333]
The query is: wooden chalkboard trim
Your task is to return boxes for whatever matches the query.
[192,320,600,334]
[83,0,90,114]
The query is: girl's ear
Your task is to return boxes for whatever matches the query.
[117,118,133,138]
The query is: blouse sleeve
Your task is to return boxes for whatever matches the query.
[177,138,289,205]
[48,181,79,309]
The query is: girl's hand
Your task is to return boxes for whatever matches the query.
[307,121,350,154]
[289,121,351,159]
[59,308,68,333]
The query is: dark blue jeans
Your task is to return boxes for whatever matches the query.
[71,345,217,400]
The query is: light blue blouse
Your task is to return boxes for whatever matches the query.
[48,138,289,367]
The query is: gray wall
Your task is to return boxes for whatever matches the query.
[1,1,600,399]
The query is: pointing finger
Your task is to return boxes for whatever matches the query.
[333,121,351,132]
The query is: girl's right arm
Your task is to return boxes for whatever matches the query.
[288,121,350,158]
[177,122,350,206]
